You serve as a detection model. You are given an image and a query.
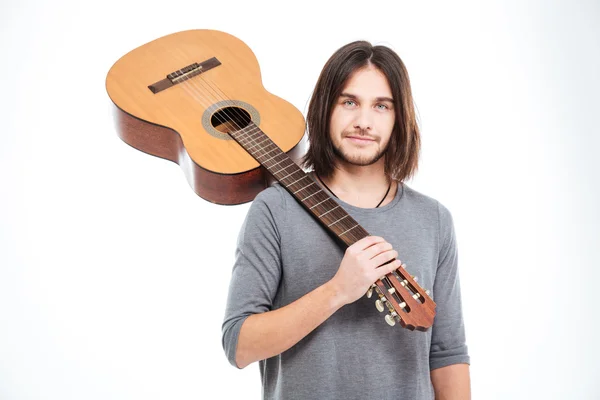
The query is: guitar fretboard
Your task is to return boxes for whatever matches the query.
[229,121,369,246]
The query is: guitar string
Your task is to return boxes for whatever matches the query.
[166,48,285,180]
[161,46,405,309]
[169,48,283,171]
[167,48,317,211]
[167,47,407,310]
[169,47,409,311]
[170,47,368,237]
[154,44,367,244]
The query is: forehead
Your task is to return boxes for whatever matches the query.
[341,66,393,99]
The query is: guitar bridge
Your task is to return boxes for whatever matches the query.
[148,57,222,94]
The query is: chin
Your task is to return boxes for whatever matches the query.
[339,151,382,166]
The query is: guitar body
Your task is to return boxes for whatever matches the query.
[105,29,306,205]
[106,29,437,330]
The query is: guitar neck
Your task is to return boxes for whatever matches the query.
[230,122,369,246]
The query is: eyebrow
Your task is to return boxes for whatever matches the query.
[339,92,394,103]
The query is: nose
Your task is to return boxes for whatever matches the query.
[353,107,373,132]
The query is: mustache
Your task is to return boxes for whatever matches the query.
[343,129,377,140]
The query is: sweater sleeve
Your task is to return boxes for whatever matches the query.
[429,201,471,371]
[221,186,285,369]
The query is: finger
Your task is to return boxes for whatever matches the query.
[362,242,393,260]
[383,259,403,275]
[370,249,398,268]
[353,235,385,251]
[373,259,402,280]
[370,259,401,282]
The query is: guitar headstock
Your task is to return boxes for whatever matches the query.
[366,262,436,331]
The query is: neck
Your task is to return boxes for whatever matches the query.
[318,159,396,208]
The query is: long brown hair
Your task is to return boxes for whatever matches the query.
[301,41,421,182]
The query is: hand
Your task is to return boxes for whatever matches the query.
[329,236,402,306]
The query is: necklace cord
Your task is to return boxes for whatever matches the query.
[315,173,391,208]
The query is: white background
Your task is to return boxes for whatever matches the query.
[1,0,598,399]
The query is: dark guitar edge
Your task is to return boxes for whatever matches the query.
[110,103,305,205]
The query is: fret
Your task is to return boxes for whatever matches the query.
[293,181,316,194]
[300,188,322,201]
[234,128,275,157]
[241,125,261,136]
[327,214,350,227]
[310,197,330,210]
[245,129,274,148]
[253,148,281,162]
[268,155,290,169]
[286,175,308,187]
[318,205,340,218]
[279,169,299,181]
[235,125,255,136]
[261,151,284,164]
[242,134,269,150]
[272,160,296,176]
[235,126,261,142]
[236,136,274,159]
[339,224,359,237]
[243,126,262,138]
[250,143,281,155]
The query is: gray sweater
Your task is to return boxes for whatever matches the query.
[222,180,470,400]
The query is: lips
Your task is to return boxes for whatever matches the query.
[346,136,376,143]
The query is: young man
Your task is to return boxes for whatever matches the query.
[222,40,471,399]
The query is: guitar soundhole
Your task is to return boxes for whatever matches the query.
[211,106,252,134]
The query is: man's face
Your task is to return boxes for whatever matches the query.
[329,66,396,168]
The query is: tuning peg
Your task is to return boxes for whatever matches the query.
[375,299,385,312]
[399,276,419,288]
[385,311,399,326]
[366,284,377,298]
[425,289,431,296]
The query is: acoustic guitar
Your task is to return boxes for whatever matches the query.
[105,29,436,331]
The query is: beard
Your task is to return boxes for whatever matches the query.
[332,132,389,166]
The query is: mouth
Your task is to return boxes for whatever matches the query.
[346,136,376,144]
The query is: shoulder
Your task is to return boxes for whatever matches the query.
[236,183,288,244]
[401,183,454,227]
[402,185,457,261]
[402,183,438,206]
[252,182,287,209]
[401,183,449,214]
[245,182,288,224]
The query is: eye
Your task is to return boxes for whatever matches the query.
[376,103,390,110]
[343,100,356,106]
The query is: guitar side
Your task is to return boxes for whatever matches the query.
[106,29,306,204]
